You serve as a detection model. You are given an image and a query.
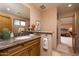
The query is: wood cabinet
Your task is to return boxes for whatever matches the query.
[0,38,40,56]
[0,15,12,31]
[30,42,40,56]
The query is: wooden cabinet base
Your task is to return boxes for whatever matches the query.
[0,38,40,56]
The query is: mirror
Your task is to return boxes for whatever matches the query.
[0,3,30,33]
[0,3,30,19]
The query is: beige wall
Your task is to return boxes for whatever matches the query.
[41,8,57,49]
[59,11,74,18]
[61,23,72,29]
[23,4,57,55]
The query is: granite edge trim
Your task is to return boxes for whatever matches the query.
[26,31,54,35]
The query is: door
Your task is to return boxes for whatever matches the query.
[58,17,74,47]
[30,42,40,56]
[73,11,79,54]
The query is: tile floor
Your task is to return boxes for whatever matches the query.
[52,44,75,56]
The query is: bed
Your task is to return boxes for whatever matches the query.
[61,36,72,47]
[61,28,72,47]
[61,28,72,37]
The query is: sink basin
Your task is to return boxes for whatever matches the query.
[15,36,31,40]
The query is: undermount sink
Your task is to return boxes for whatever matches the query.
[15,36,31,40]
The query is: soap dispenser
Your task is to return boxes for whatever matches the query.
[10,32,14,39]
[43,34,48,50]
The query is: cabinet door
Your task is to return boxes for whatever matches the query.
[0,16,3,31]
[30,42,40,56]
[0,39,40,56]
[0,15,12,31]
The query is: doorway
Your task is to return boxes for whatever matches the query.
[59,17,73,47]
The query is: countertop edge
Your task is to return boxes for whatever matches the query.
[26,31,54,35]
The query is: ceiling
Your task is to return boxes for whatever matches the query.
[0,3,30,19]
[58,3,79,14]
[30,3,79,13]
[30,3,61,11]
[0,3,79,19]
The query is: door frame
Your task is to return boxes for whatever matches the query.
[57,15,75,48]
[72,12,78,53]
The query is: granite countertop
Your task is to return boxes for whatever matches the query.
[26,31,54,35]
[0,31,53,51]
[0,35,41,51]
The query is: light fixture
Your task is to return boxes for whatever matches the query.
[6,8,10,11]
[40,4,46,9]
[68,4,72,7]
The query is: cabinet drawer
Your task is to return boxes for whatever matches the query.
[10,46,30,56]
[24,39,40,46]
[7,45,23,54]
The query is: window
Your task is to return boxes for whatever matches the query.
[14,19,26,26]
[21,21,26,26]
[14,20,20,26]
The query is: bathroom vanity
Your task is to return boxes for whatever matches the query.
[0,35,40,56]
